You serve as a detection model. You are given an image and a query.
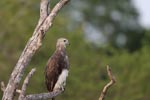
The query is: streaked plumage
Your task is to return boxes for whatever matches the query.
[45,38,69,100]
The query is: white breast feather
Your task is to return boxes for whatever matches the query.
[54,69,69,91]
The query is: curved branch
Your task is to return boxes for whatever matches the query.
[99,65,116,100]
[18,68,36,100]
[38,0,70,33]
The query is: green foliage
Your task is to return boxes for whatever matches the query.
[68,0,144,51]
[0,0,150,100]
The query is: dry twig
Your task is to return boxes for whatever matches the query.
[18,68,36,100]
[99,65,116,100]
[1,81,5,92]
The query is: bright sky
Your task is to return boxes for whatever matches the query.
[132,0,150,29]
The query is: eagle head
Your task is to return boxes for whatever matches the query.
[56,38,69,48]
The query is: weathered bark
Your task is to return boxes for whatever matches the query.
[18,68,36,100]
[23,90,64,100]
[2,0,70,100]
[99,65,116,100]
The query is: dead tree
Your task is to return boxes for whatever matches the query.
[1,0,70,100]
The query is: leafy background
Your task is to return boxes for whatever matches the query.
[0,0,150,100]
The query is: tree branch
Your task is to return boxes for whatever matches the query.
[24,90,64,100]
[99,65,116,100]
[1,68,63,100]
[35,0,50,34]
[2,0,70,100]
[36,0,70,34]
[1,81,22,94]
[18,68,36,100]
[40,0,50,20]
[1,81,5,92]
[18,68,63,100]
[17,68,63,100]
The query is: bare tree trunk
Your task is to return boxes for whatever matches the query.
[2,0,70,100]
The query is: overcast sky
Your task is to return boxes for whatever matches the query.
[132,0,150,29]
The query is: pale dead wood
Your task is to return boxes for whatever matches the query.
[18,68,36,100]
[23,90,64,100]
[40,0,50,20]
[99,65,116,100]
[1,81,21,94]
[1,81,5,92]
[2,0,70,100]
[16,89,22,94]
[35,0,50,34]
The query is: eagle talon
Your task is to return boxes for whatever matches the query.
[61,87,65,92]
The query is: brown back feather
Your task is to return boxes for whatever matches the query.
[45,48,69,92]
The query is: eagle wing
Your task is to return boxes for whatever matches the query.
[45,52,69,92]
[45,57,60,92]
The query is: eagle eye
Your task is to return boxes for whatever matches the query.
[64,40,66,42]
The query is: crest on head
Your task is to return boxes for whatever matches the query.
[56,38,69,48]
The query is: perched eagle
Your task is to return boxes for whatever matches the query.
[45,38,69,100]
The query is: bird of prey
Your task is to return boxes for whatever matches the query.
[45,38,70,100]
